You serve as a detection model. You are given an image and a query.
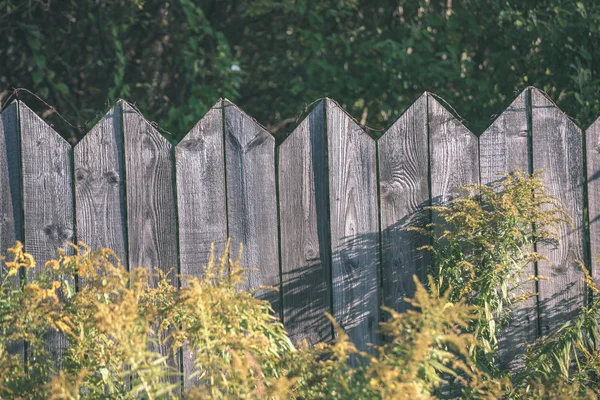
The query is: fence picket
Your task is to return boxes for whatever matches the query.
[327,99,380,353]
[279,101,332,346]
[175,101,227,389]
[74,102,127,265]
[428,94,479,212]
[378,94,430,316]
[531,89,586,335]
[122,102,180,385]
[0,101,24,360]
[479,91,536,368]
[20,102,74,366]
[223,100,280,315]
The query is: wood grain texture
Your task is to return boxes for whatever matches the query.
[480,91,530,182]
[279,101,332,346]
[0,102,23,269]
[586,116,600,286]
[0,101,24,360]
[531,89,585,335]
[479,91,536,368]
[327,99,380,353]
[175,102,227,390]
[176,102,227,277]
[428,95,479,209]
[74,102,127,264]
[224,100,280,315]
[122,103,180,383]
[19,102,74,364]
[378,94,430,315]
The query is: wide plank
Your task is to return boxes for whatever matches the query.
[479,90,537,368]
[175,101,227,390]
[531,89,585,335]
[122,102,180,384]
[279,101,332,346]
[0,102,23,273]
[74,102,127,265]
[428,94,479,211]
[223,100,280,315]
[327,99,380,353]
[0,101,24,360]
[20,102,74,365]
[378,94,430,315]
[176,101,227,277]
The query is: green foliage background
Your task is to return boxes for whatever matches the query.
[1,0,599,142]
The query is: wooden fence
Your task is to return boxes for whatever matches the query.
[1,87,599,383]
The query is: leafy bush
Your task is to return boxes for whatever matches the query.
[1,171,600,399]
[0,241,294,399]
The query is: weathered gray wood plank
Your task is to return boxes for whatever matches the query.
[378,94,430,316]
[480,91,530,183]
[428,95,479,212]
[74,102,127,265]
[531,89,585,335]
[327,99,380,353]
[0,102,23,270]
[175,101,227,390]
[479,91,537,368]
[20,102,74,365]
[0,101,24,360]
[586,117,600,287]
[176,102,227,276]
[122,102,180,384]
[223,100,280,315]
[279,101,332,346]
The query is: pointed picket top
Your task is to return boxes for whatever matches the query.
[427,92,479,208]
[18,100,72,147]
[531,87,585,335]
[379,92,428,137]
[75,101,123,149]
[378,93,429,315]
[326,97,380,353]
[279,100,332,346]
[176,100,223,150]
[73,101,127,265]
[121,101,173,149]
[426,92,476,137]
[223,99,274,153]
[532,88,581,134]
[175,100,227,276]
[480,89,529,184]
[279,99,325,144]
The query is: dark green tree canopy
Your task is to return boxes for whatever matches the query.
[1,0,599,142]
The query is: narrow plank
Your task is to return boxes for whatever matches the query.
[74,102,127,265]
[176,101,227,276]
[122,103,180,384]
[175,102,227,390]
[327,99,380,353]
[19,102,74,364]
[428,94,479,211]
[0,102,23,270]
[0,101,24,360]
[586,117,600,287]
[223,100,280,314]
[378,94,430,316]
[479,91,536,368]
[531,89,585,335]
[279,101,332,346]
